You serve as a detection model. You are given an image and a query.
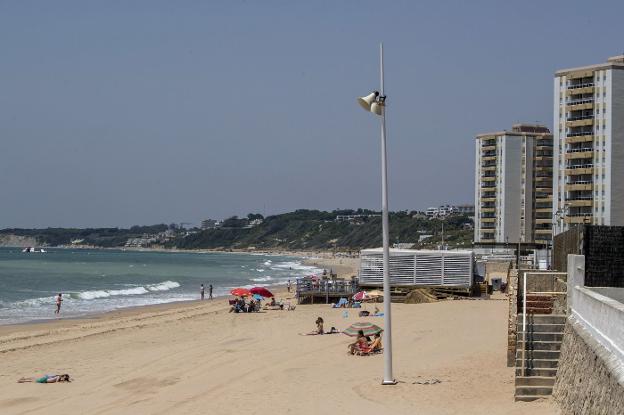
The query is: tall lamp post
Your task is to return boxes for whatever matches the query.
[357,43,396,385]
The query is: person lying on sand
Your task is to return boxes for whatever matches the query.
[18,374,71,383]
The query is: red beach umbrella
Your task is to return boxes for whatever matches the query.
[230,288,251,297]
[250,287,274,298]
[352,291,370,301]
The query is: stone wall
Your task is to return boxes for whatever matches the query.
[553,320,624,415]
[507,270,518,367]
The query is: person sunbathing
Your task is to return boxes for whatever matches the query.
[369,333,383,352]
[348,330,368,354]
[18,374,71,383]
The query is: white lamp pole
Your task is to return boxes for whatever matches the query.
[357,42,396,385]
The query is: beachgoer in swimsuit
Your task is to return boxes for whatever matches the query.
[18,374,71,383]
[55,293,63,315]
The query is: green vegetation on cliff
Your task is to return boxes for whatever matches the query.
[0,210,473,251]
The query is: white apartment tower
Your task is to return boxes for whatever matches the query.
[474,124,553,245]
[553,55,624,232]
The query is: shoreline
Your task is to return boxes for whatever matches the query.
[0,251,356,330]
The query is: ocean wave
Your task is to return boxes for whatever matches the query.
[250,276,273,282]
[270,261,318,272]
[147,281,180,291]
[70,280,181,300]
[255,269,265,272]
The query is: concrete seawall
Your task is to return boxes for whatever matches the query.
[553,318,624,414]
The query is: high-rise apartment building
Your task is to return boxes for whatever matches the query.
[474,124,553,245]
[553,55,624,233]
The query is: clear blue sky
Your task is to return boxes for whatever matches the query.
[1,1,623,227]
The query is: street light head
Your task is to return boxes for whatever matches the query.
[357,91,379,112]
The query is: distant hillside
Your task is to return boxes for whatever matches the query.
[0,210,473,251]
[171,210,473,251]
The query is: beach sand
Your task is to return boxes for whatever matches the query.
[0,287,559,415]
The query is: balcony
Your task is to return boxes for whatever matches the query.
[480,217,496,223]
[535,165,553,171]
[566,86,594,95]
[565,182,592,191]
[535,228,553,234]
[566,135,594,144]
[481,176,496,182]
[481,207,496,213]
[566,101,594,111]
[565,215,592,224]
[481,145,496,151]
[567,199,592,207]
[536,195,553,202]
[565,166,593,175]
[535,207,552,213]
[535,218,552,225]
[566,118,594,128]
[481,197,496,203]
[482,156,496,162]
[482,165,496,172]
[566,150,594,160]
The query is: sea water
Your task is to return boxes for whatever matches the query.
[0,247,320,325]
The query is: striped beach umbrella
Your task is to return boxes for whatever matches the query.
[352,291,370,301]
[342,322,383,337]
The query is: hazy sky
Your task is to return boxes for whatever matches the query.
[2,1,623,228]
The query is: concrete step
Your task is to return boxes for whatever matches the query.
[526,295,554,301]
[515,385,553,396]
[526,308,553,314]
[516,332,564,342]
[516,315,566,324]
[515,394,552,402]
[515,376,555,387]
[515,358,559,369]
[516,350,561,360]
[516,340,562,350]
[515,367,558,377]
[516,323,565,333]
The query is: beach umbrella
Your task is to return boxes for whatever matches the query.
[343,322,383,337]
[352,291,370,301]
[367,290,384,298]
[230,288,251,297]
[250,287,274,298]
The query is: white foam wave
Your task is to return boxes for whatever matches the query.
[270,261,318,272]
[255,269,265,272]
[147,281,181,291]
[250,276,273,282]
[71,281,180,300]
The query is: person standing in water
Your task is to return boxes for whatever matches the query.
[200,284,205,300]
[54,293,63,315]
[209,284,213,300]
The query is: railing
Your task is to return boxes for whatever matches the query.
[567,115,594,121]
[567,147,593,153]
[567,98,594,105]
[567,131,593,137]
[566,163,593,169]
[567,82,594,89]
[296,279,358,296]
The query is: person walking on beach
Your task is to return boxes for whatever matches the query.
[55,293,63,315]
[209,284,213,299]
[200,284,205,300]
[287,279,292,293]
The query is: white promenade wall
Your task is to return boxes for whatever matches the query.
[567,254,624,383]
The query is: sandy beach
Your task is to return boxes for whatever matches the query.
[0,285,559,415]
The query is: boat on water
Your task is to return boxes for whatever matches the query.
[22,247,46,253]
